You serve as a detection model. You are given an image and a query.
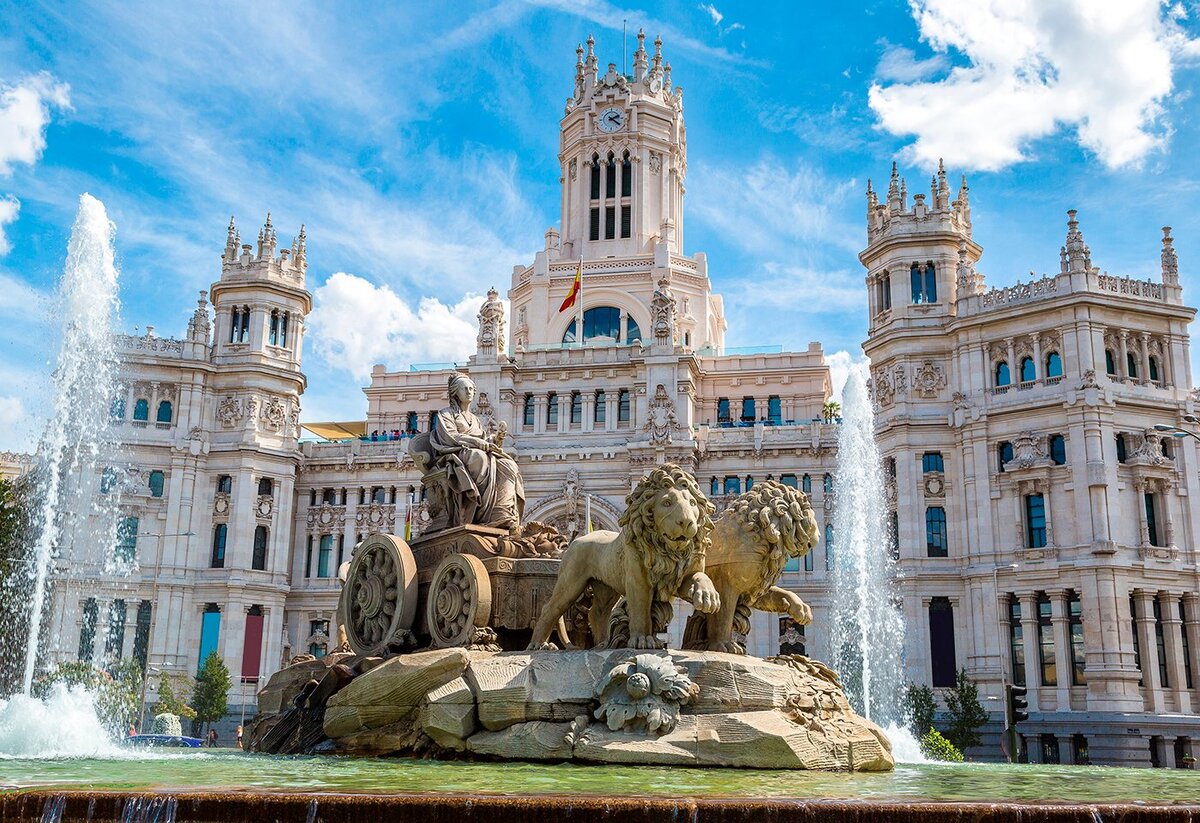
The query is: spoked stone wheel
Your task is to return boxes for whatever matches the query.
[337,533,418,656]
[427,553,492,648]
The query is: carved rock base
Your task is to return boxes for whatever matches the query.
[251,648,893,772]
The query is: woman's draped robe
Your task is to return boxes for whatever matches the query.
[429,405,525,531]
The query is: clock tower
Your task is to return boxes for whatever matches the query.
[558,31,687,259]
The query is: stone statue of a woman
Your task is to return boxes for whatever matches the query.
[409,373,525,532]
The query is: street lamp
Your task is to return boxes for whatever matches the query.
[1154,419,1200,444]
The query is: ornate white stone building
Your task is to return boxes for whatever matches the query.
[43,34,1200,765]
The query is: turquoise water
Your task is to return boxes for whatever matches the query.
[3,752,1200,804]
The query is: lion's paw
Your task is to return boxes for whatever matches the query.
[705,640,744,655]
[527,641,559,651]
[630,634,666,650]
[788,600,813,626]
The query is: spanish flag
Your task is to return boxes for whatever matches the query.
[559,259,582,312]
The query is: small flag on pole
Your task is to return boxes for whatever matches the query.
[404,494,414,541]
[559,258,582,313]
[586,493,593,534]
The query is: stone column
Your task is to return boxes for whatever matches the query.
[1138,332,1151,385]
[558,393,570,433]
[1051,590,1072,709]
[1118,330,1130,382]
[1134,479,1151,548]
[1032,334,1043,382]
[997,590,1013,683]
[1019,592,1042,711]
[619,311,629,344]
[1161,336,1174,387]
[1162,592,1191,713]
[1006,337,1016,382]
[582,392,595,432]
[1057,734,1074,765]
[1163,481,1177,549]
[606,394,618,432]
[1135,589,1165,712]
[533,395,547,434]
[1185,593,1200,697]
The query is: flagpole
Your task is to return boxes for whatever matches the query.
[577,254,584,348]
[586,493,593,533]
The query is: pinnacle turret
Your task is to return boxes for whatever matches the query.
[1061,209,1092,275]
[633,29,648,81]
[224,216,239,260]
[1162,226,1179,286]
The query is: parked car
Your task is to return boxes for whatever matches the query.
[126,734,205,748]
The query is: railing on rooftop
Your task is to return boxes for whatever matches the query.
[695,345,785,357]
[408,362,460,372]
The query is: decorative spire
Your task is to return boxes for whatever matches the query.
[955,239,975,295]
[585,33,597,71]
[633,28,648,82]
[224,216,239,259]
[187,289,212,342]
[653,34,663,71]
[935,159,949,210]
[664,61,672,90]
[257,211,277,259]
[899,177,907,211]
[1162,226,1179,286]
[887,162,900,212]
[1063,209,1091,275]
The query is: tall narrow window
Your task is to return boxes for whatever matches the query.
[1045,351,1063,378]
[924,263,937,303]
[429,411,437,432]
[925,507,948,557]
[252,525,268,571]
[922,452,944,473]
[1116,433,1127,463]
[1009,597,1026,686]
[258,477,273,496]
[115,516,138,565]
[929,597,957,687]
[1049,435,1066,465]
[242,605,264,683]
[211,523,227,568]
[570,391,582,424]
[802,474,812,494]
[741,397,755,422]
[547,393,558,426]
[110,397,125,420]
[1154,597,1170,687]
[133,399,150,421]
[589,155,601,241]
[781,474,798,488]
[1020,356,1036,382]
[523,394,535,427]
[594,390,606,423]
[217,475,233,494]
[999,441,1013,471]
[1182,599,1194,689]
[78,598,98,662]
[1105,349,1116,376]
[803,548,814,572]
[318,534,334,578]
[1149,356,1160,382]
[1037,592,1056,686]
[230,306,241,343]
[590,154,601,199]
[995,362,1011,387]
[269,310,279,346]
[104,599,127,660]
[198,604,221,672]
[148,470,165,498]
[1127,352,1139,379]
[618,389,630,423]
[911,263,923,304]
[1068,591,1086,686]
[710,477,719,496]
[823,473,834,494]
[156,401,172,423]
[1145,493,1161,547]
[1025,494,1047,548]
[745,475,754,490]
[406,411,418,433]
[605,152,616,197]
[882,273,892,309]
[768,395,782,425]
[621,152,631,197]
[824,524,834,571]
[278,312,288,347]
[605,205,615,240]
[1131,594,1143,684]
[717,398,731,423]
[133,600,152,670]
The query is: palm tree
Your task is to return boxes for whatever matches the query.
[823,400,842,423]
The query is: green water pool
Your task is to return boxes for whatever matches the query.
[3,752,1200,805]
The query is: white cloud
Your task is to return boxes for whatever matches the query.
[869,0,1200,170]
[0,394,24,429]
[0,73,70,177]
[724,263,863,313]
[874,41,949,83]
[0,195,18,255]
[824,350,869,404]
[700,4,723,26]
[307,272,496,381]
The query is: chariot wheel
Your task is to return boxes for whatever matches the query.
[337,533,418,656]
[427,553,492,647]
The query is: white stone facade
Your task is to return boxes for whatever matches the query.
[40,35,1200,765]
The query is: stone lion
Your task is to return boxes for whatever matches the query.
[682,480,820,654]
[529,464,721,650]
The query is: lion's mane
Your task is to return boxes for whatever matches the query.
[618,464,715,600]
[723,480,819,604]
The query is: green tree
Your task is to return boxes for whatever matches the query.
[943,667,989,755]
[154,672,197,720]
[920,728,964,762]
[822,400,842,423]
[33,659,143,737]
[192,652,231,736]
[903,681,936,738]
[0,475,33,693]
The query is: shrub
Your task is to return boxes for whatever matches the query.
[921,728,964,762]
[902,681,936,739]
[943,668,989,754]
[151,713,182,736]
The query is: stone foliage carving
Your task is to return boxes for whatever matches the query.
[1006,431,1051,470]
[356,502,396,535]
[308,503,346,531]
[262,395,287,432]
[682,481,819,654]
[912,360,945,398]
[643,384,680,445]
[529,464,719,651]
[217,396,241,427]
[594,654,698,734]
[648,151,662,174]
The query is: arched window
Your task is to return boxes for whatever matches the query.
[1149,356,1160,382]
[570,391,582,424]
[741,397,756,423]
[745,475,754,490]
[802,474,812,494]
[547,392,558,426]
[1115,433,1127,463]
[269,310,288,347]
[406,411,418,433]
[910,263,923,304]
[133,399,150,421]
[995,362,1011,387]
[618,389,631,423]
[620,151,632,238]
[924,263,937,303]
[589,153,601,241]
[217,475,233,494]
[1050,434,1066,465]
[1019,356,1036,383]
[230,305,250,343]
[604,152,617,239]
[710,477,719,496]
[999,441,1013,472]
[211,524,227,568]
[372,486,387,504]
[1045,352,1063,378]
[823,473,834,494]
[156,400,173,423]
[148,470,165,498]
[594,390,606,424]
[1127,352,1139,379]
[252,525,268,571]
[110,397,125,420]
[523,394,535,427]
[258,477,273,496]
[1105,349,1116,376]
[563,307,642,345]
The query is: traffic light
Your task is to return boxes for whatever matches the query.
[1007,684,1029,725]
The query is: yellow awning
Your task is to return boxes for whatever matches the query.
[301,420,368,441]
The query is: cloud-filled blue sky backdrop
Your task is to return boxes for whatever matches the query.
[0,0,1197,449]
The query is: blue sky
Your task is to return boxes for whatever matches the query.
[0,1,1198,449]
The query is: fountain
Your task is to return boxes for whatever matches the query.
[11,193,123,694]
[828,365,908,730]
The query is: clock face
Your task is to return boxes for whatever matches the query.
[597,107,625,133]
